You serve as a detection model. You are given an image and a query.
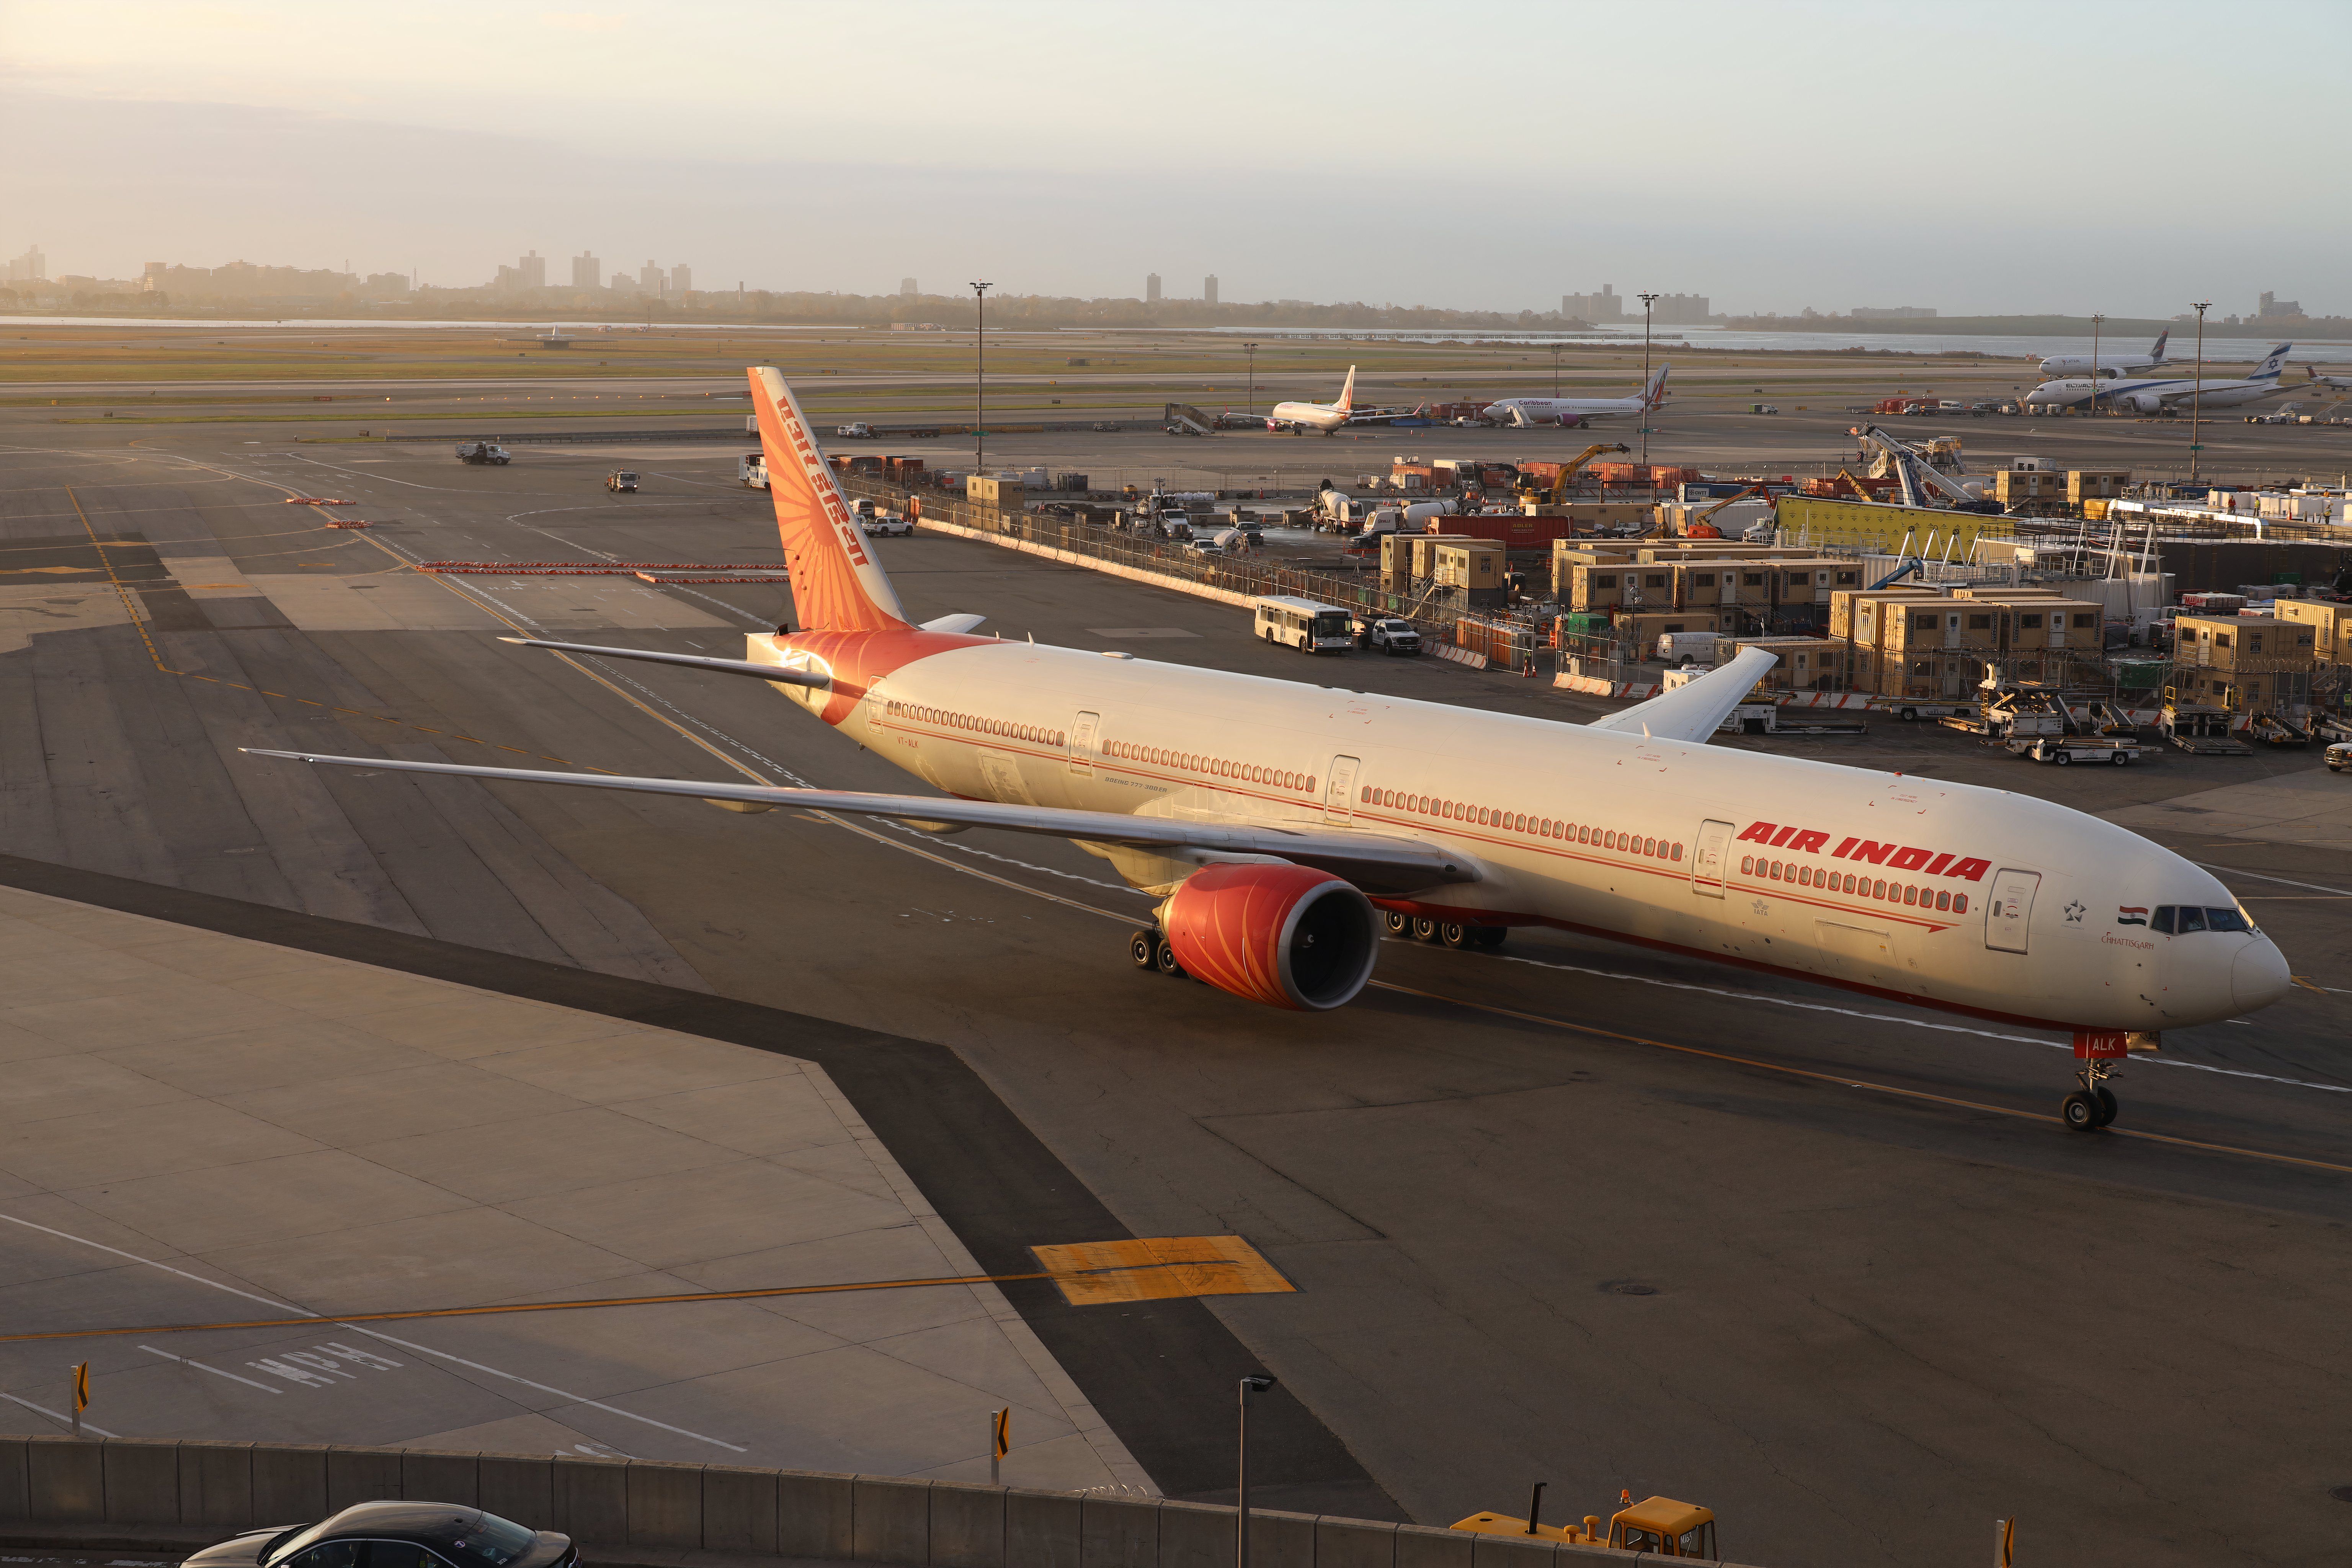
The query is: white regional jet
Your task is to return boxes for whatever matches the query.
[248,366,2294,1136]
[2038,330,2168,379]
[2024,343,2297,414]
[1267,366,1360,434]
[1480,364,1670,428]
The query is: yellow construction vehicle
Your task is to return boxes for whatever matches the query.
[1515,443,1632,507]
[1673,481,1771,537]
[1454,1488,1719,1558]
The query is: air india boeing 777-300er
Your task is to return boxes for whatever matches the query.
[251,366,2292,1134]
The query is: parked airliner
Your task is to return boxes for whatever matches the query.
[250,367,2293,1135]
[1267,367,1359,434]
[2024,343,2296,413]
[1481,365,1669,428]
[2038,330,2168,379]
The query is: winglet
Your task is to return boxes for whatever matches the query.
[1587,646,1779,744]
[748,367,910,632]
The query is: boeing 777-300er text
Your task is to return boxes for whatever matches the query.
[250,366,2292,1135]
[2025,343,2297,413]
[2038,330,2168,379]
[1480,364,1670,428]
[1266,366,1360,434]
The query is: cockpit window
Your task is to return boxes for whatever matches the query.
[2175,907,2208,933]
[2148,905,2256,935]
[2205,907,2254,933]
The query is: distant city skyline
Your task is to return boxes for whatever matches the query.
[3,0,2344,319]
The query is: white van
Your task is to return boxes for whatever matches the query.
[1254,596,1355,654]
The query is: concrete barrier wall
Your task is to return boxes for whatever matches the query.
[0,1438,1769,1568]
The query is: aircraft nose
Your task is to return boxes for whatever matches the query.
[2232,939,2293,1014]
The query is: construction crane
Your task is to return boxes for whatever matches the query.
[1516,443,1630,506]
[1674,482,1771,538]
[1856,425,2003,513]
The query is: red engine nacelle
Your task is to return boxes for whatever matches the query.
[1161,863,1379,1011]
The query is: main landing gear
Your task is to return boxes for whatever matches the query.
[1380,910,1506,950]
[1131,927,1186,978]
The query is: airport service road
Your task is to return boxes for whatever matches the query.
[4,426,2351,1568]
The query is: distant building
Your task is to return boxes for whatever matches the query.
[640,260,664,295]
[571,251,600,290]
[7,244,46,284]
[1204,274,1218,305]
[2259,290,2303,318]
[142,262,166,291]
[1561,284,1625,322]
[1651,292,1711,326]
[671,263,691,295]
[518,250,546,289]
[900,277,918,297]
[1147,272,1161,303]
[364,272,410,296]
[1851,305,1936,319]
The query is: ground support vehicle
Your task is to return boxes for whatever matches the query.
[2008,735,2142,765]
[1353,614,1423,655]
[2326,741,2351,772]
[2162,704,2254,755]
[1254,596,1354,653]
[454,441,510,465]
[2246,712,2312,746]
[606,470,637,493]
[740,452,768,488]
[861,512,915,538]
[1454,1493,1717,1559]
[836,423,874,438]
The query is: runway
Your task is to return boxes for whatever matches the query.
[2,414,2349,1568]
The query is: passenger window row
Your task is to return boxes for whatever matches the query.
[1358,787,1686,861]
[2150,905,2254,934]
[1742,855,1969,914]
[1105,739,1313,793]
[887,700,1063,749]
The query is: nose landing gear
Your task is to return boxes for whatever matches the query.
[2061,1062,2120,1131]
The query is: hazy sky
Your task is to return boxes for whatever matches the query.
[5,0,2347,317]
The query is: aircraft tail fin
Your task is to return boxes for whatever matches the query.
[2251,343,2293,381]
[1336,365,1357,413]
[2149,329,2169,366]
[749,367,911,633]
[1643,362,1672,408]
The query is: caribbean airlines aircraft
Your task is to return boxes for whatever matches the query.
[2038,330,2168,379]
[1267,367,1360,434]
[250,366,2292,1135]
[1481,364,1669,428]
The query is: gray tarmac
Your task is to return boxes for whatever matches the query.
[2,411,2349,1568]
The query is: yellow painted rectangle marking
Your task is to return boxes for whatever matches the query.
[1030,1235,1295,1306]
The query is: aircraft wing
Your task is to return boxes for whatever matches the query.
[1585,646,1780,744]
[241,750,1481,894]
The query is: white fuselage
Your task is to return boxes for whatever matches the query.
[2024,374,2290,412]
[758,633,2285,1034]
[1482,393,1645,426]
[2037,354,2161,378]
[1267,398,1351,433]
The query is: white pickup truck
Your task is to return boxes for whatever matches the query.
[836,422,875,439]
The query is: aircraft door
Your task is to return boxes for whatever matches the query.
[1323,755,1361,825]
[1984,868,2040,953]
[1690,818,1732,897]
[1068,711,1099,775]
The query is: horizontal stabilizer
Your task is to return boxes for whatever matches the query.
[499,636,830,689]
[242,751,1482,894]
[1586,645,1780,744]
[920,613,988,635]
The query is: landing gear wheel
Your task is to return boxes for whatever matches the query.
[1440,922,1473,949]
[1472,926,1507,950]
[1382,910,1410,936]
[2095,1086,2118,1125]
[2061,1091,2101,1132]
[1410,916,1439,943]
[1129,929,1158,970]
[1154,936,1186,978]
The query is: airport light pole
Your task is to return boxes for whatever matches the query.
[1243,341,1259,416]
[2089,314,2104,417]
[1551,341,1563,399]
[2190,301,2211,483]
[1237,1375,1276,1568]
[1638,293,1660,466]
[971,280,993,475]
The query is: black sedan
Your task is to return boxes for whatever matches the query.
[185,1503,573,1568]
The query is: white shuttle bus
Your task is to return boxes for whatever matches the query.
[1254,596,1354,653]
